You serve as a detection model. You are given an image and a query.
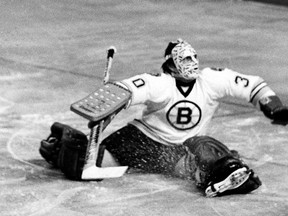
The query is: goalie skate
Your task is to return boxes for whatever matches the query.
[70,82,131,122]
[205,167,251,197]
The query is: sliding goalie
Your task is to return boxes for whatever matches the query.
[40,39,288,197]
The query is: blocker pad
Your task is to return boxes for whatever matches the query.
[71,83,131,122]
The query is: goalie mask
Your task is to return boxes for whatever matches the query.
[170,39,199,81]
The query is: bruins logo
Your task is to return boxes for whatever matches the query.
[167,100,201,130]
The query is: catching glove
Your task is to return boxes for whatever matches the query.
[259,95,288,125]
[40,122,68,167]
[40,122,88,176]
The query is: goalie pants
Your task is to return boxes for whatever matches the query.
[101,124,189,175]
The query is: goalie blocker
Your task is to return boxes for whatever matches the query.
[70,82,131,123]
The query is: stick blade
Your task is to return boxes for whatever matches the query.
[81,165,128,180]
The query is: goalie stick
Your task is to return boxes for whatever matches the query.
[71,46,128,180]
[70,46,130,122]
[103,46,116,84]
[81,120,128,180]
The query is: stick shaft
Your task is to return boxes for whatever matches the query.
[84,120,103,168]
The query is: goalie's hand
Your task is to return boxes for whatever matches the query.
[259,96,288,126]
[270,106,288,125]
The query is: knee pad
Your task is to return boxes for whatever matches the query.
[184,136,233,167]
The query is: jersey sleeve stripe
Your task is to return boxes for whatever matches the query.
[250,82,275,106]
[250,81,266,99]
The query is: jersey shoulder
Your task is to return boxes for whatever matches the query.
[200,67,236,79]
[201,67,232,74]
[199,67,236,92]
[121,72,175,92]
[144,72,175,85]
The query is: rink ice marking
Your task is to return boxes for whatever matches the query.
[4,111,66,175]
[0,71,43,81]
[6,125,61,174]
[28,187,86,216]
[4,186,86,216]
[0,176,27,185]
[0,95,15,113]
[88,179,186,205]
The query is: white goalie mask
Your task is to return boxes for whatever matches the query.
[171,40,199,80]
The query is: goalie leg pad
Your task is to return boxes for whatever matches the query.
[183,136,237,187]
[183,136,261,196]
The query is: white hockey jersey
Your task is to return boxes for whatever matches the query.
[120,67,275,146]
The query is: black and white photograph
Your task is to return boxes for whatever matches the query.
[1,0,288,215]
